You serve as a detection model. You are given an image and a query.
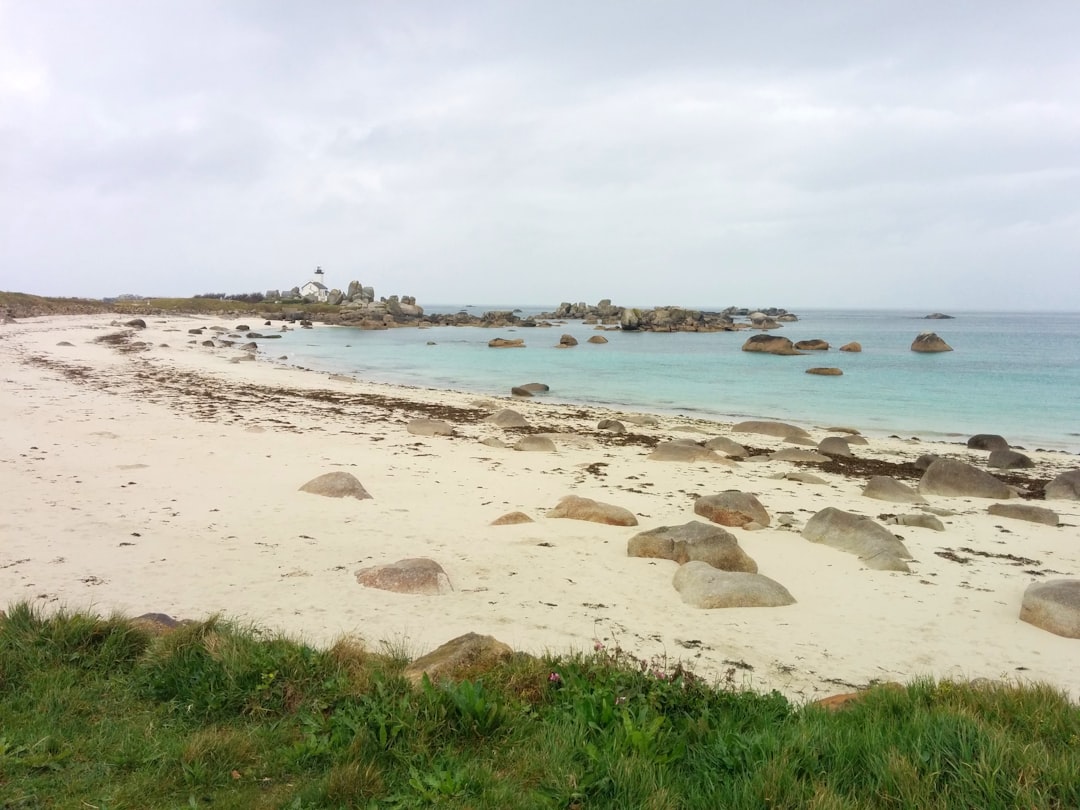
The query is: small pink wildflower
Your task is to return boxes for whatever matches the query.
[548,672,563,684]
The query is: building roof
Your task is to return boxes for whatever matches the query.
[302,281,328,290]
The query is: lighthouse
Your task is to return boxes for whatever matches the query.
[313,265,325,284]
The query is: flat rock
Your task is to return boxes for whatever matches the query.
[770,448,829,463]
[806,367,842,376]
[694,491,770,527]
[988,449,1033,469]
[597,419,626,433]
[485,408,530,428]
[818,436,852,457]
[1020,580,1080,638]
[862,476,926,504]
[883,513,945,531]
[648,442,733,465]
[911,332,953,352]
[919,458,1013,499]
[514,435,557,452]
[627,521,757,572]
[784,471,828,485]
[407,418,454,436]
[491,511,534,525]
[732,420,811,440]
[1045,470,1080,500]
[967,434,1009,451]
[673,562,795,608]
[741,335,802,355]
[355,558,452,595]
[547,495,638,526]
[403,633,514,685]
[801,507,912,571]
[704,436,748,457]
[987,503,1059,526]
[299,472,373,500]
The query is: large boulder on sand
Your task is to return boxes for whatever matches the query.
[694,491,770,528]
[513,435,557,452]
[1045,470,1080,500]
[988,503,1059,526]
[919,458,1013,499]
[911,332,953,352]
[705,436,748,457]
[732,420,810,440]
[801,507,912,571]
[862,476,926,504]
[1020,580,1080,638]
[485,408,530,428]
[818,436,853,457]
[673,562,795,608]
[407,418,454,436]
[547,495,638,526]
[355,558,452,595]
[742,334,801,355]
[597,419,626,433]
[627,521,757,572]
[299,472,373,500]
[648,442,733,465]
[403,633,514,685]
[988,449,1033,469]
[967,434,1009,451]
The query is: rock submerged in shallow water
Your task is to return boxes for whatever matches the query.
[911,332,953,352]
[587,335,608,344]
[919,458,1013,499]
[839,342,862,352]
[794,339,830,351]
[355,558,452,595]
[488,337,524,348]
[673,562,795,608]
[299,472,373,500]
[628,521,757,572]
[547,495,637,526]
[806,367,842,376]
[556,334,578,348]
[741,334,802,355]
[1020,580,1080,638]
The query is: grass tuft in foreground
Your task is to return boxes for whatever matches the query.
[1,603,1078,808]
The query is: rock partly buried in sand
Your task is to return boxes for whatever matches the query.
[694,491,771,528]
[911,332,953,352]
[547,495,638,526]
[673,562,795,608]
[488,337,524,348]
[1045,470,1080,500]
[514,435,557,452]
[485,408,530,428]
[491,511,534,525]
[783,471,828,485]
[732,420,810,440]
[1020,580,1080,638]
[883,514,945,531]
[806,367,843,376]
[839,342,862,352]
[355,558,452,595]
[770,448,829,463]
[741,334,802,355]
[818,436,853,457]
[862,476,927,504]
[403,632,514,685]
[988,449,1033,469]
[299,472,373,500]
[479,437,508,449]
[597,419,626,433]
[783,435,817,446]
[407,418,454,437]
[56,341,74,347]
[801,507,912,571]
[587,335,608,344]
[704,436,748,458]
[627,521,758,572]
[623,414,660,427]
[987,503,1059,526]
[795,339,830,351]
[648,442,733,465]
[919,458,1013,499]
[967,434,1009,452]
[124,318,146,329]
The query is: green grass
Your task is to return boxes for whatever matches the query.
[0,291,339,318]
[2,603,1078,809]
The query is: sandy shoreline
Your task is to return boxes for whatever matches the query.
[2,313,1078,702]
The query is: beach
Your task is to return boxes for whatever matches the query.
[1,313,1078,702]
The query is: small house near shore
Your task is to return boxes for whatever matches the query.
[299,266,329,303]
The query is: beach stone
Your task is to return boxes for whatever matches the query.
[520,382,549,393]
[987,503,1059,526]
[673,562,795,609]
[911,332,953,352]
[403,633,514,686]
[648,442,733,465]
[299,472,373,500]
[491,511,533,525]
[548,495,638,526]
[597,419,626,433]
[587,335,608,344]
[913,454,940,471]
[124,318,146,329]
[794,339,830,351]
[967,434,1009,452]
[56,341,74,347]
[783,435,817,446]
[1045,470,1080,500]
[479,437,508,449]
[802,507,912,571]
[557,334,578,347]
[988,449,1033,469]
[806,367,842,376]
[188,328,205,335]
[883,514,945,531]
[407,418,454,437]
[845,434,869,446]
[704,436,748,457]
[785,472,828,485]
[770,448,829,463]
[732,420,811,440]
[488,337,524,348]
[919,458,1013,499]
[485,408,530,428]
[623,414,660,427]
[514,435,557,452]
[741,334,802,355]
[355,558,452,595]
[818,436,853,457]
[839,342,862,352]
[628,521,757,572]
[863,476,927,504]
[694,491,770,528]
[1020,580,1080,639]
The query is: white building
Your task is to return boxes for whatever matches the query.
[299,266,329,302]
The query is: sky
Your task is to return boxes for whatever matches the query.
[1,1,1078,310]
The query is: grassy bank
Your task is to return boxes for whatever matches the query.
[1,604,1077,809]
[0,292,337,319]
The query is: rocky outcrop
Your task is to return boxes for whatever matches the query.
[547,495,638,526]
[355,558,452,595]
[839,342,862,352]
[741,335,801,355]
[919,459,1013,499]
[1020,580,1080,638]
[299,472,373,500]
[694,491,770,528]
[1045,470,1080,500]
[911,332,953,352]
[988,449,1033,469]
[967,434,1009,452]
[987,503,1059,526]
[862,476,926,504]
[806,367,843,376]
[732,420,810,440]
[794,339,829,351]
[627,521,757,572]
[648,442,733,465]
[484,409,530,428]
[673,562,795,608]
[801,507,912,571]
[403,633,514,685]
[407,418,454,437]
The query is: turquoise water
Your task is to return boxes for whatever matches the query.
[272,309,1080,454]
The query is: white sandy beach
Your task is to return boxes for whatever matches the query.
[1,314,1078,702]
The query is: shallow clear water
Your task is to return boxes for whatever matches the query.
[270,308,1080,453]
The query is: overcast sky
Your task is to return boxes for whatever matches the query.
[2,1,1078,310]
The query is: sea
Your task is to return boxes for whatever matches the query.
[267,307,1080,455]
